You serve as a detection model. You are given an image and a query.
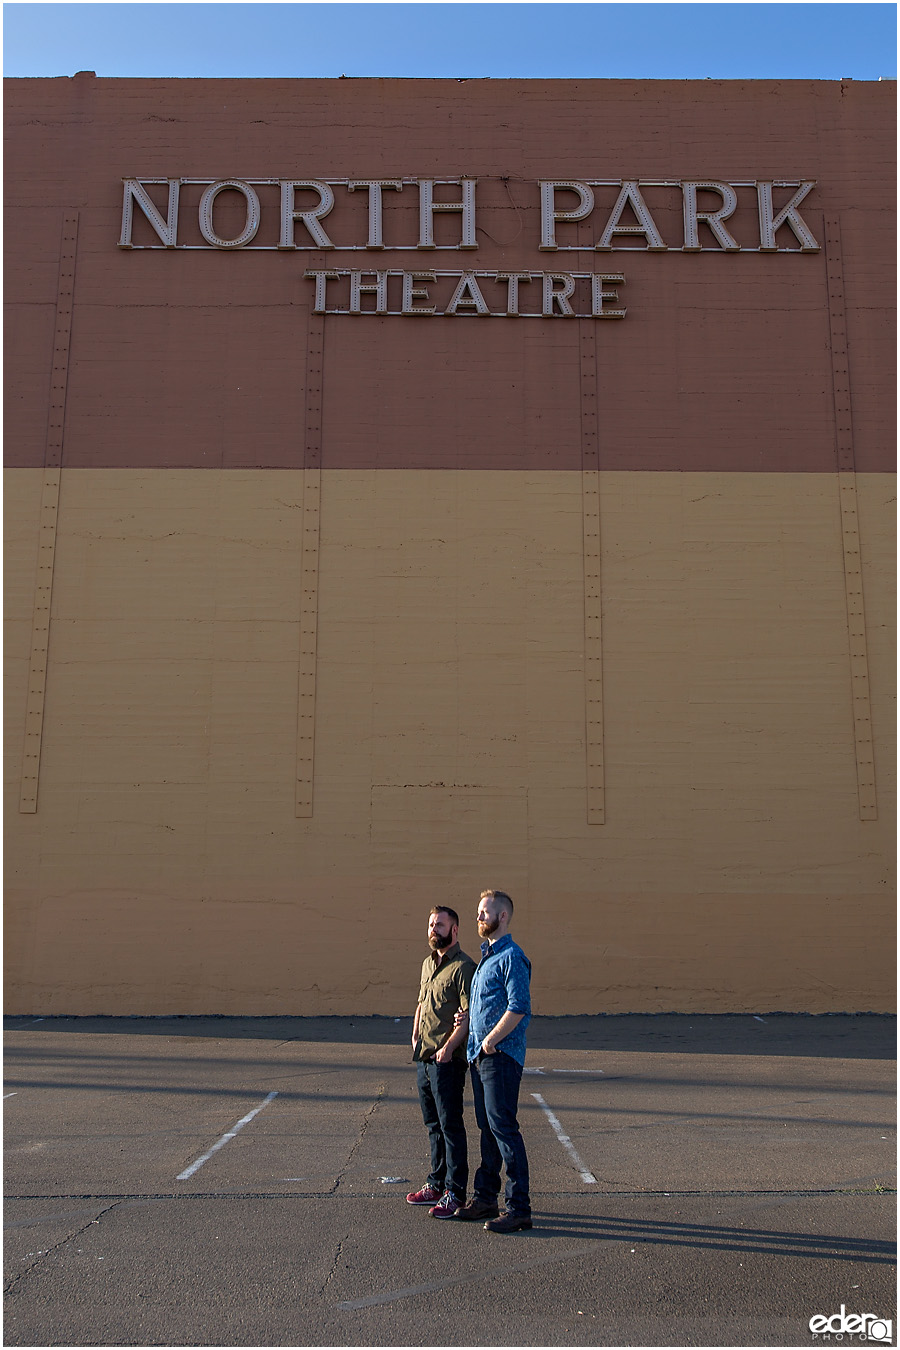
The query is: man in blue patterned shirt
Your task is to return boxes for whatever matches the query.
[456,889,533,1232]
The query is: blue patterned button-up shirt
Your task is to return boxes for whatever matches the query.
[467,933,532,1066]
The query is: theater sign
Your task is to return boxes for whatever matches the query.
[119,175,820,318]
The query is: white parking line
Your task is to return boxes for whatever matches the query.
[337,1244,599,1310]
[4,1092,18,1099]
[176,1091,278,1181]
[523,1067,604,1075]
[531,1092,597,1184]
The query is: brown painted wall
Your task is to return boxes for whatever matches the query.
[5,76,896,473]
[4,78,895,1013]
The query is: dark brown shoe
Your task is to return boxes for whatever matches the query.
[456,1197,500,1221]
[484,1210,533,1233]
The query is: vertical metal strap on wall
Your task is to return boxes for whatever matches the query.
[824,215,877,821]
[20,213,78,813]
[579,319,605,824]
[296,313,324,817]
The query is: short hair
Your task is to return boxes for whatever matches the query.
[480,889,513,915]
[431,905,459,927]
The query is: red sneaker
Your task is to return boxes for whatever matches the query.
[406,1184,441,1205]
[429,1191,461,1219]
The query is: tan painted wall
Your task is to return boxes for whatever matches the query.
[5,468,895,1013]
[5,77,895,1013]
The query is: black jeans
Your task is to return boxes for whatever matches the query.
[416,1059,469,1202]
[469,1050,531,1216]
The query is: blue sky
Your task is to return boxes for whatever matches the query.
[3,3,897,80]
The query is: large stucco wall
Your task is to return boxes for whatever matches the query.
[4,77,895,1013]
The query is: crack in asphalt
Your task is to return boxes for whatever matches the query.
[4,1199,125,1297]
[6,1187,895,1205]
[326,1085,386,1195]
[320,1235,347,1298]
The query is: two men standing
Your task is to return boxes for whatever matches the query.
[408,890,533,1233]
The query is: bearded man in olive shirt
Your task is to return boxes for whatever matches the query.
[407,906,477,1219]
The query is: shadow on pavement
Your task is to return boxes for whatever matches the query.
[4,1014,896,1059]
[522,1211,897,1264]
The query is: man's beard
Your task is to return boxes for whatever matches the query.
[477,917,500,938]
[429,933,451,950]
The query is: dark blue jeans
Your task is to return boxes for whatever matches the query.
[469,1050,531,1216]
[416,1059,468,1202]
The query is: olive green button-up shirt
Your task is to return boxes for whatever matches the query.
[414,942,477,1063]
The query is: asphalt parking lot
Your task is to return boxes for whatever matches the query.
[4,1014,896,1347]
